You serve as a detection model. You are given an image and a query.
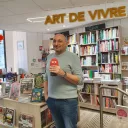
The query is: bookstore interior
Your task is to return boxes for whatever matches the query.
[0,0,128,128]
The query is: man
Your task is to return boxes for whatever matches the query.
[44,34,83,128]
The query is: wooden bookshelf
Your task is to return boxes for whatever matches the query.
[97,26,121,79]
[79,102,116,114]
[78,80,122,114]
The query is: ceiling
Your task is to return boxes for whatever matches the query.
[0,0,126,33]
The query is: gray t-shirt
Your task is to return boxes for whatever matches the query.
[44,51,83,99]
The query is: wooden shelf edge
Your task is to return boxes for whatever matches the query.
[43,121,54,128]
[79,102,116,114]
[0,123,17,128]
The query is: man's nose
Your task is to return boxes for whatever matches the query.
[54,42,58,45]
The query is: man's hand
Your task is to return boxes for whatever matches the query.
[45,95,48,101]
[49,66,65,76]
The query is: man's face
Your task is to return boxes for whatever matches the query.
[53,34,68,54]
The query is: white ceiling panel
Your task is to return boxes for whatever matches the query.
[0,6,14,16]
[0,0,14,1]
[33,0,73,10]
[71,0,124,6]
[0,0,43,14]
[71,0,107,6]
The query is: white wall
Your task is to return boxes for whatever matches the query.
[5,31,14,72]
[13,31,28,73]
[5,31,28,73]
[27,32,43,74]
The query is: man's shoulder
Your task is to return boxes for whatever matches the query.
[66,51,78,58]
[47,53,55,59]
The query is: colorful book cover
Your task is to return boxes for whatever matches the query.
[0,106,6,124]
[9,82,21,101]
[41,108,53,128]
[31,88,43,102]
[20,78,34,94]
[19,113,35,128]
[3,108,15,127]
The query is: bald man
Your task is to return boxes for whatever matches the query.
[44,34,83,128]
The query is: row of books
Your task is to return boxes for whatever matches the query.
[80,56,96,66]
[81,84,118,97]
[82,84,94,93]
[102,88,118,97]
[99,64,120,73]
[99,27,119,40]
[68,34,77,45]
[67,45,79,54]
[79,27,119,45]
[99,39,119,52]
[102,97,117,108]
[79,32,98,45]
[79,93,117,108]
[99,53,119,64]
[80,45,97,56]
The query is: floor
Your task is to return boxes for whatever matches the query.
[77,108,128,128]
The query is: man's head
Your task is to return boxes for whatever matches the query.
[53,34,68,55]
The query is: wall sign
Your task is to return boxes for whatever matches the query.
[44,6,127,25]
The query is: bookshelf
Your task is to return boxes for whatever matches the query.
[78,80,122,114]
[76,25,123,114]
[67,34,79,55]
[97,26,121,80]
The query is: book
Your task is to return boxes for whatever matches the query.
[41,108,53,128]
[0,106,6,124]
[20,78,34,94]
[31,88,43,102]
[3,107,15,127]
[9,82,21,101]
[18,113,35,128]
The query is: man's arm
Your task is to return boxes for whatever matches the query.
[49,55,83,85]
[43,81,48,101]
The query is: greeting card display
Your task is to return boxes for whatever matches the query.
[19,113,34,128]
[20,78,34,94]
[3,108,15,127]
[31,88,43,102]
[9,82,21,101]
[0,106,6,124]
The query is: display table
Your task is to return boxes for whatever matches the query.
[0,98,48,128]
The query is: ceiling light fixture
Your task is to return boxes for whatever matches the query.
[27,16,46,23]
[47,28,50,31]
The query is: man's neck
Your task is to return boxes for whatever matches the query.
[55,50,66,55]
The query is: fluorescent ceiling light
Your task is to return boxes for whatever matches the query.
[27,16,46,23]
